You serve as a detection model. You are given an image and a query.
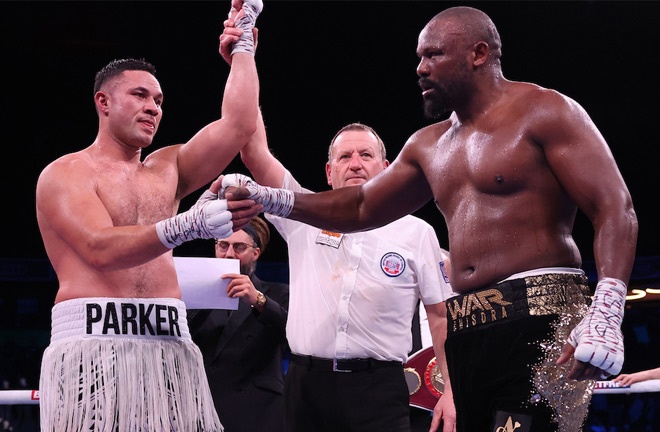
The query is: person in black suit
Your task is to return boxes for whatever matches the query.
[188,216,289,432]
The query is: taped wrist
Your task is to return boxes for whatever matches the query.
[156,211,209,249]
[222,173,294,218]
[156,194,232,248]
[591,277,627,325]
[231,0,263,56]
[568,277,627,376]
[251,186,294,218]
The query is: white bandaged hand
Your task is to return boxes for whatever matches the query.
[221,173,294,218]
[567,277,626,377]
[155,189,233,249]
[229,0,263,55]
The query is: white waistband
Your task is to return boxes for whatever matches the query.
[50,297,190,343]
[500,267,585,283]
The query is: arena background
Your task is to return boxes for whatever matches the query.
[1,2,658,430]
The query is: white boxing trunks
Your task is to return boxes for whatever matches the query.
[39,297,223,432]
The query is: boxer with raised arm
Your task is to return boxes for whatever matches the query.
[35,1,262,430]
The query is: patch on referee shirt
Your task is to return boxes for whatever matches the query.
[381,252,405,277]
[316,230,343,249]
[440,260,450,283]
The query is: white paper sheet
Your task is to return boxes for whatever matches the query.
[174,256,240,310]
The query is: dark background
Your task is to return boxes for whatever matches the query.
[1,0,658,264]
[0,2,659,430]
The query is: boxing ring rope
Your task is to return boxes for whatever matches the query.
[0,390,40,405]
[593,379,660,394]
[1,380,659,405]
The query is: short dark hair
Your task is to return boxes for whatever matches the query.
[93,58,156,94]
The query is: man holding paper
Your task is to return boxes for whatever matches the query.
[188,216,290,432]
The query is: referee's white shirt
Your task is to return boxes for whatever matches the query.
[267,170,453,363]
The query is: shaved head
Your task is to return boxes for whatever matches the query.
[431,6,502,63]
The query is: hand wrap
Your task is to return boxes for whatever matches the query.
[567,277,626,377]
[229,0,263,55]
[155,189,233,249]
[222,173,294,218]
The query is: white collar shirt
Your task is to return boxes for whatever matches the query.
[266,170,453,363]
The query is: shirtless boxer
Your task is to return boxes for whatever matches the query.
[35,1,262,430]
[222,6,638,432]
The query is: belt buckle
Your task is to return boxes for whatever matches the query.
[333,358,351,373]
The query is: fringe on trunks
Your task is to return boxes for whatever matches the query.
[39,297,223,432]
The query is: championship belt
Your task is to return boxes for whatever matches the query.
[404,346,444,411]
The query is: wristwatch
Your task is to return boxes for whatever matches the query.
[253,291,267,310]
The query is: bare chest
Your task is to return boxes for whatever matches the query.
[425,123,547,211]
[95,163,178,226]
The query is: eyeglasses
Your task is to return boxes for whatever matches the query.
[215,240,256,254]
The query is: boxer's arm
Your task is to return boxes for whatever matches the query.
[220,4,284,190]
[173,0,261,199]
[240,110,287,188]
[227,128,435,232]
[531,90,637,380]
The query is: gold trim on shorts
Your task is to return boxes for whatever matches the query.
[446,273,590,334]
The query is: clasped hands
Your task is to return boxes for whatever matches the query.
[210,175,264,233]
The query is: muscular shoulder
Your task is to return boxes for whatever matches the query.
[510,82,585,122]
[37,151,95,194]
[406,121,453,151]
[508,82,592,143]
[394,120,453,172]
[41,150,94,174]
[143,144,181,165]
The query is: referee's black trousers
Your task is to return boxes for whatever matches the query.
[284,355,410,432]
